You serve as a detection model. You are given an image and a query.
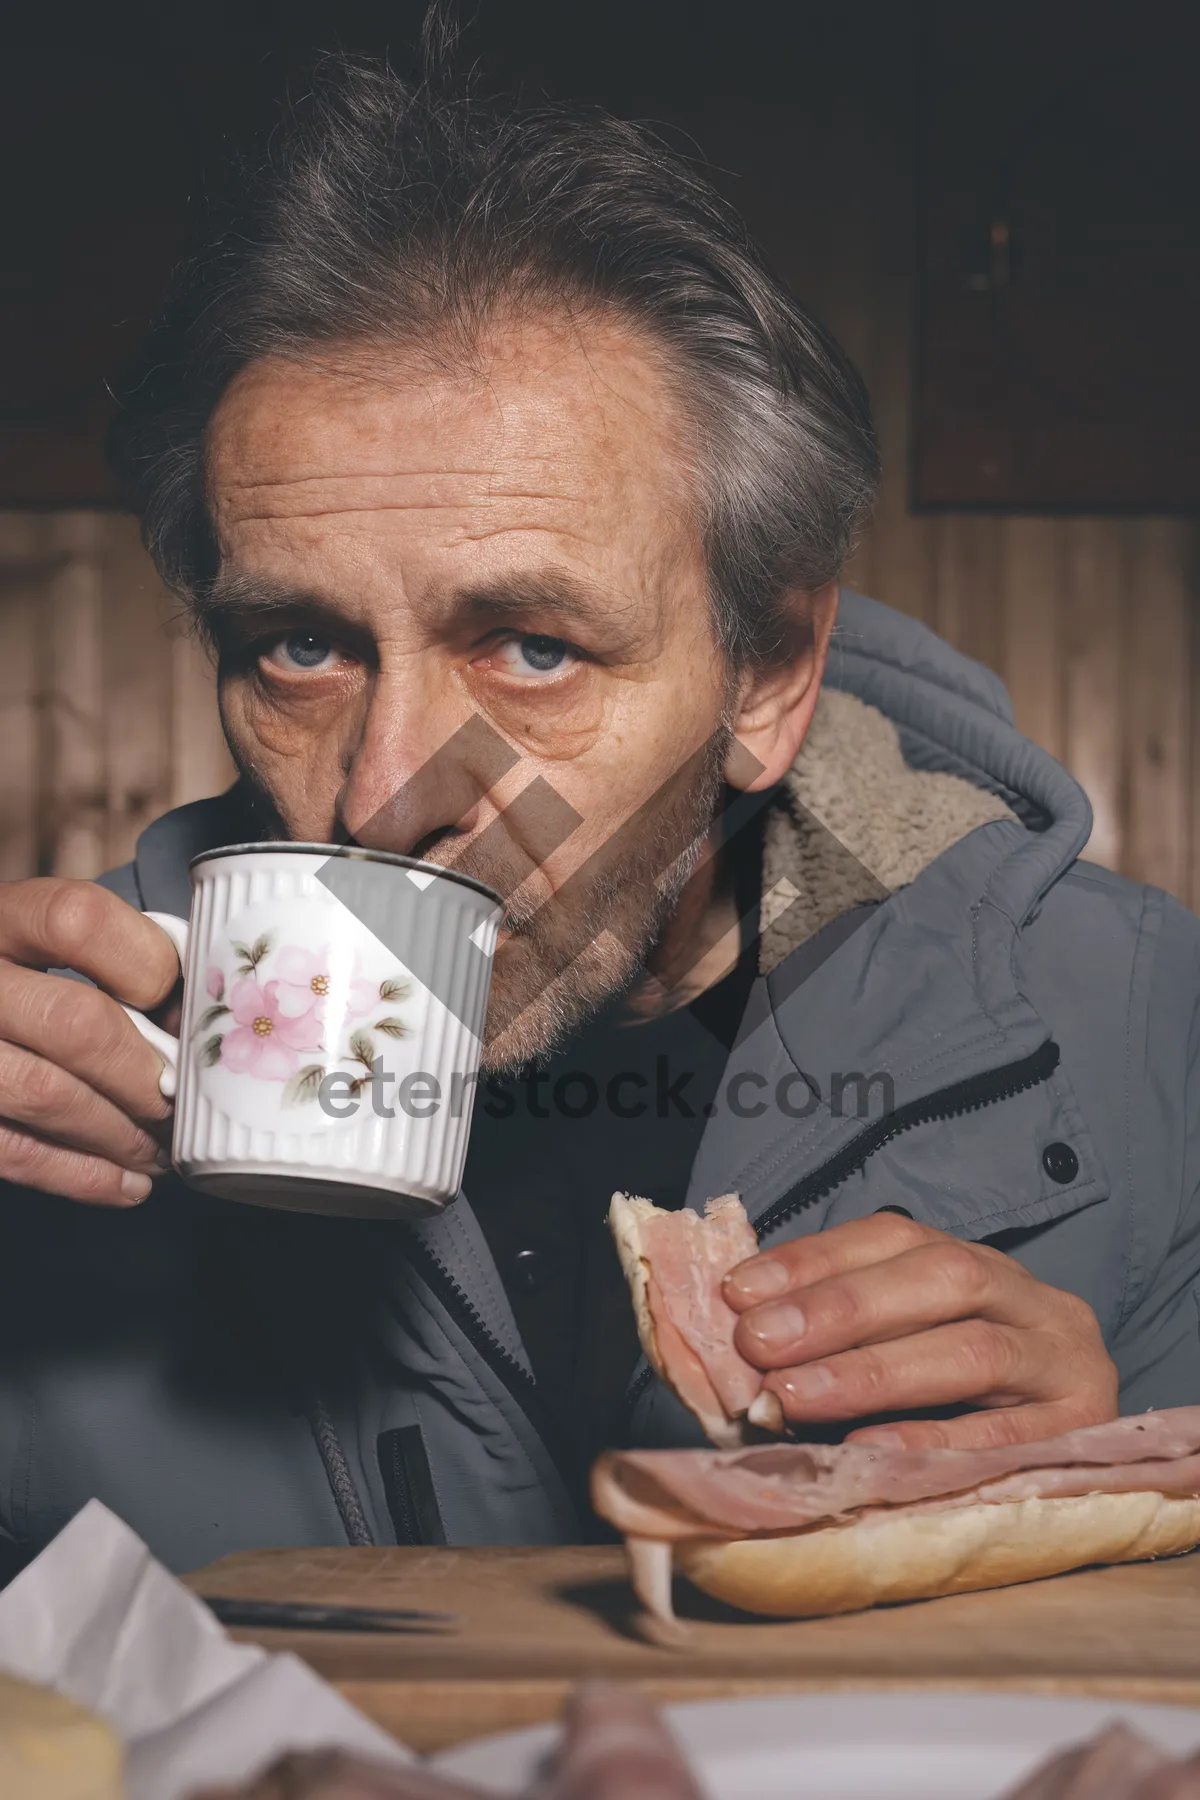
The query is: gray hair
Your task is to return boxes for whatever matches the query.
[109,56,880,668]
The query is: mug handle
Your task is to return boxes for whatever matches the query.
[121,911,190,1101]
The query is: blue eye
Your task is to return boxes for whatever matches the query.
[267,631,338,672]
[519,635,568,672]
[491,634,575,678]
[284,632,332,668]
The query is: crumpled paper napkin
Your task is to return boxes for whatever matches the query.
[0,1499,412,1800]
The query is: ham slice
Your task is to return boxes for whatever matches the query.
[593,1407,1200,1541]
[608,1192,773,1446]
[545,1683,705,1800]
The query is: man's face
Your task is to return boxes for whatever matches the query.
[206,313,735,1067]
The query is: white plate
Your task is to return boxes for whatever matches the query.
[431,1691,1200,1799]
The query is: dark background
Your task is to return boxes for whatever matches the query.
[3,0,1199,510]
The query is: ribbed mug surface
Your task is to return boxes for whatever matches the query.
[172,846,501,1218]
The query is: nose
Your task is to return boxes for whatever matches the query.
[338,704,524,858]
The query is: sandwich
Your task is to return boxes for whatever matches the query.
[592,1411,1200,1631]
[598,1192,1200,1631]
[607,1190,782,1444]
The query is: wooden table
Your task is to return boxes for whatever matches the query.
[185,1546,1200,1755]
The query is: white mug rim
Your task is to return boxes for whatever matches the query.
[187,840,503,908]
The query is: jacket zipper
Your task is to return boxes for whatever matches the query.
[622,1036,1062,1420]
[754,1037,1061,1236]
[399,1227,583,1508]
[387,1432,419,1547]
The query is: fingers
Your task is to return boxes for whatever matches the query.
[0,1120,156,1207]
[0,1041,169,1173]
[724,1210,940,1310]
[0,962,174,1123]
[733,1237,1043,1371]
[761,1314,1115,1429]
[846,1399,1115,1452]
[0,879,180,1011]
[723,1213,1118,1450]
[762,1317,1040,1423]
[0,882,180,1206]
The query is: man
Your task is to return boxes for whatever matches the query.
[0,60,1194,1575]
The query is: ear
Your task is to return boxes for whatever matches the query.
[725,582,839,792]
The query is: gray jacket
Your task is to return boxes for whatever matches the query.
[2,592,1199,1573]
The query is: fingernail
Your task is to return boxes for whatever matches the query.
[743,1301,807,1353]
[154,1147,173,1171]
[778,1362,837,1402]
[748,1390,785,1432]
[120,1171,153,1204]
[725,1258,790,1303]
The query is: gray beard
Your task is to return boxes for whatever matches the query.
[464,729,732,1072]
[225,725,732,1074]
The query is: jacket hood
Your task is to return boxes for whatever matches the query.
[679,592,1107,1245]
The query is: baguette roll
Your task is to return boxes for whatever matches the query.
[674,1490,1200,1619]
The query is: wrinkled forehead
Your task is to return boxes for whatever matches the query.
[205,310,701,542]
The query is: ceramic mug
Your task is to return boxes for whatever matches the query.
[124,843,503,1219]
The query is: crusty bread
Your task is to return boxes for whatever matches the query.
[608,1191,754,1447]
[608,1194,663,1380]
[0,1670,124,1800]
[675,1490,1200,1619]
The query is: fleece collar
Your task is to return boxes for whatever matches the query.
[759,686,1016,973]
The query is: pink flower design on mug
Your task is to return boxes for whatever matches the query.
[219,977,323,1081]
[272,945,379,1023]
[205,966,225,1001]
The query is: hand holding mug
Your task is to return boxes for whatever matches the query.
[0,878,179,1205]
[0,845,502,1220]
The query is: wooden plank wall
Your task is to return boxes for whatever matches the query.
[0,21,1197,904]
[851,513,1196,899]
[2,504,1192,899]
[0,512,233,883]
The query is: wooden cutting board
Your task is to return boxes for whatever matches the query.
[185,1545,1200,1754]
